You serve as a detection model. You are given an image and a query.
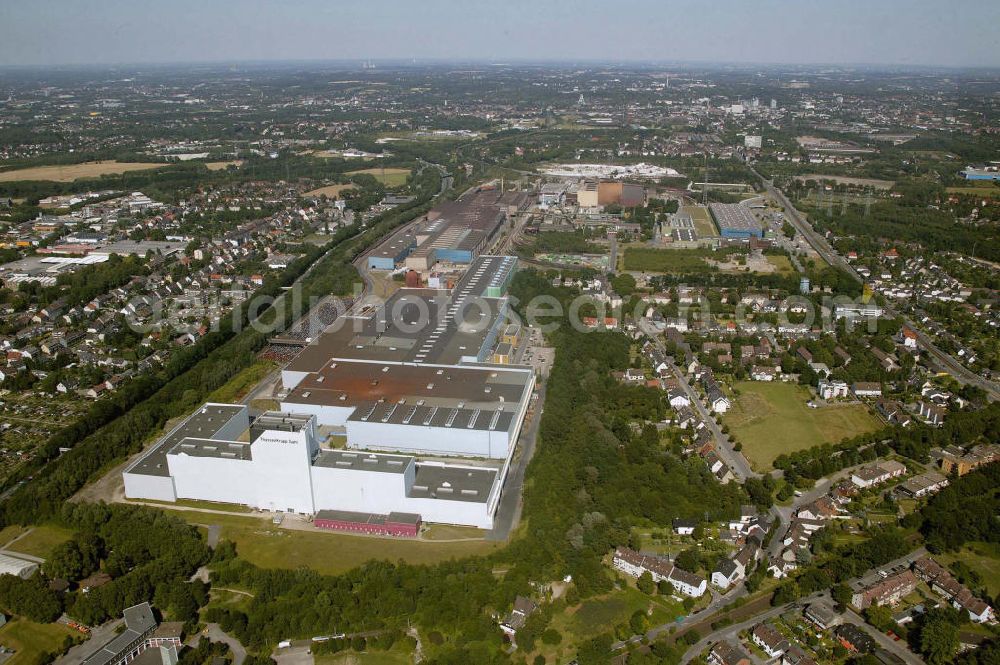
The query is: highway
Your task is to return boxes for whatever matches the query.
[751,166,1000,401]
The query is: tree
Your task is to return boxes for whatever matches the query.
[636,571,656,595]
[831,583,852,607]
[864,604,894,632]
[674,549,700,573]
[920,611,960,665]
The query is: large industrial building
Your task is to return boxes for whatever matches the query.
[124,252,534,531]
[365,188,530,272]
[709,202,763,239]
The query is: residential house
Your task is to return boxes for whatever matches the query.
[804,603,839,630]
[781,646,818,665]
[912,557,994,623]
[751,623,789,659]
[500,596,538,636]
[851,570,918,609]
[835,624,875,653]
[850,460,906,489]
[852,382,882,398]
[707,641,750,665]
[672,519,696,536]
[751,365,777,381]
[895,472,948,499]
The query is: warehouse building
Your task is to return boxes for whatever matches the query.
[123,405,505,528]
[367,227,417,270]
[709,203,763,239]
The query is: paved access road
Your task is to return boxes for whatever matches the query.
[640,321,756,481]
[752,166,999,401]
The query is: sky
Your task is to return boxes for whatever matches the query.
[1,0,998,69]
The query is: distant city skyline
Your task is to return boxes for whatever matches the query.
[1,0,999,69]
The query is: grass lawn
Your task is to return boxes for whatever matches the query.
[166,510,499,575]
[5,525,73,559]
[0,618,80,665]
[205,360,277,403]
[347,168,410,187]
[936,542,1000,597]
[0,525,27,548]
[723,382,881,470]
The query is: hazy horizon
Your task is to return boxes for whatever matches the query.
[2,0,999,69]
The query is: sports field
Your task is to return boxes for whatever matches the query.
[166,509,499,575]
[0,160,165,182]
[348,168,410,187]
[723,381,881,470]
[0,618,80,665]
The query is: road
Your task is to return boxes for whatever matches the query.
[678,591,829,664]
[488,382,545,542]
[752,166,999,401]
[191,624,247,665]
[641,321,756,481]
[612,584,750,652]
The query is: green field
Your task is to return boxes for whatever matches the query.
[623,246,738,274]
[723,382,881,470]
[4,525,73,559]
[165,510,499,575]
[348,168,410,187]
[0,618,80,665]
[935,542,1000,597]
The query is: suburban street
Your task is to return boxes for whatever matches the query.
[641,320,756,481]
[751,166,1000,401]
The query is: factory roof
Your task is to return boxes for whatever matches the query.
[126,403,248,477]
[347,400,516,432]
[313,449,414,474]
[409,463,497,503]
[709,202,762,232]
[284,360,531,411]
[285,255,517,368]
[169,438,252,461]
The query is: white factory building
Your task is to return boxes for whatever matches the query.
[123,405,505,528]
[123,254,534,530]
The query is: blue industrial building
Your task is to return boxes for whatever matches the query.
[709,203,763,239]
[367,235,415,270]
[959,167,1000,181]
